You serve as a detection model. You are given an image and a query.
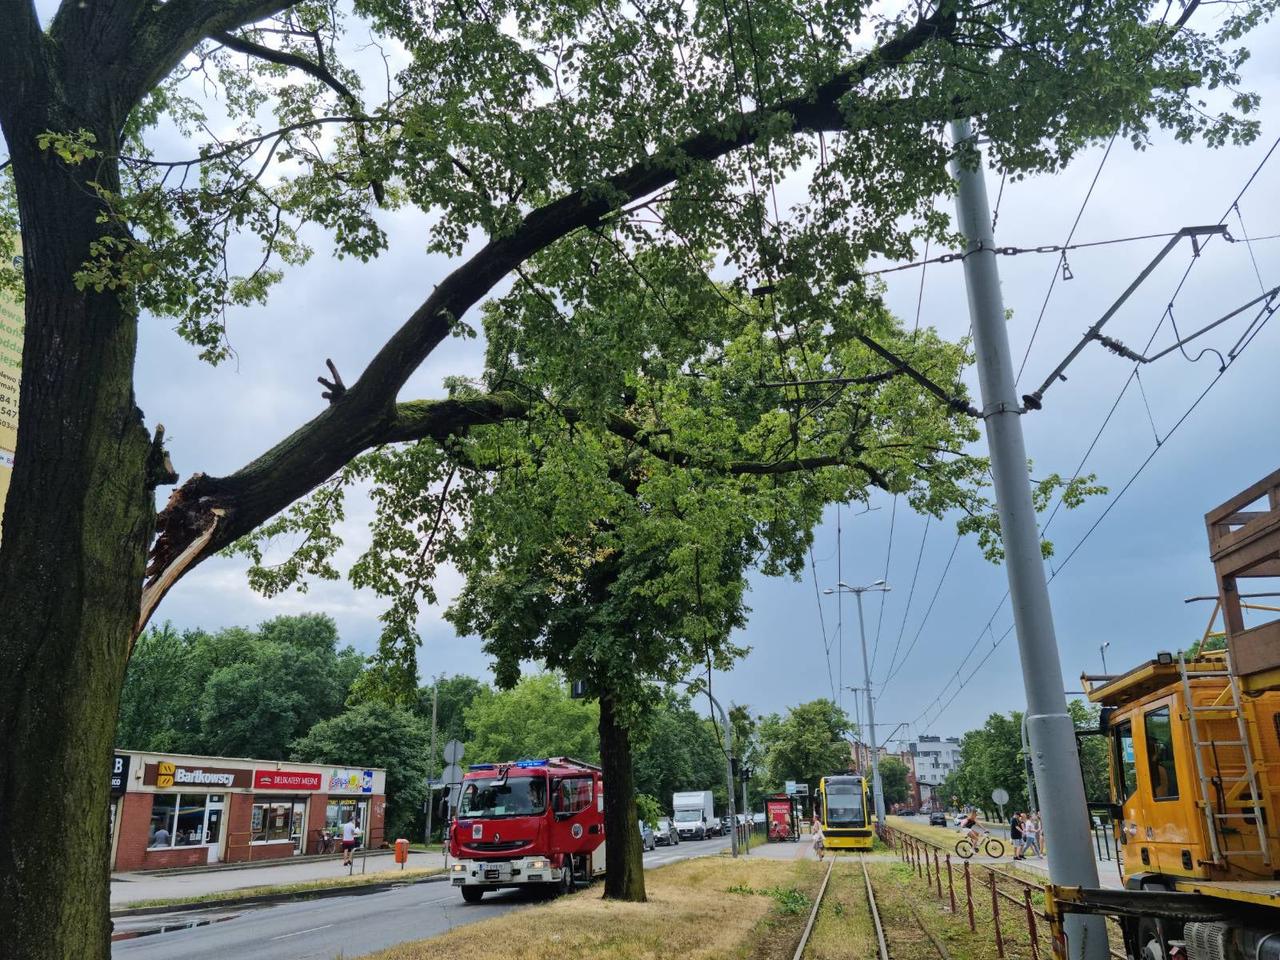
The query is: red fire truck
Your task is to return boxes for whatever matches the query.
[448,757,606,902]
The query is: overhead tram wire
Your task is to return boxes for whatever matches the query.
[869,495,897,676]
[913,136,1280,733]
[1014,135,1117,386]
[1040,129,1280,537]
[809,545,837,700]
[917,285,1278,731]
[880,531,963,692]
[879,516,929,685]
[836,503,844,708]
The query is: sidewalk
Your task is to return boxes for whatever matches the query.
[110,849,446,906]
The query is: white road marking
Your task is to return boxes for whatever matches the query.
[268,923,333,941]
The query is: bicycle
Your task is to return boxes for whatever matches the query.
[955,828,1006,859]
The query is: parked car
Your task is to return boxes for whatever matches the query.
[639,820,656,851]
[654,818,680,846]
[898,808,917,817]
[929,811,948,826]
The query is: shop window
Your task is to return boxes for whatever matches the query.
[252,798,307,844]
[327,798,367,833]
[174,796,208,845]
[149,794,178,848]
[1144,707,1180,800]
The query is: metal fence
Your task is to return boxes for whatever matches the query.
[878,824,1132,960]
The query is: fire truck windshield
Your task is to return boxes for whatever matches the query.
[459,775,547,818]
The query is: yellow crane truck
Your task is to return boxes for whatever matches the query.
[1048,469,1280,960]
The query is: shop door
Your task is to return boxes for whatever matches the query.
[291,800,307,855]
[204,796,225,864]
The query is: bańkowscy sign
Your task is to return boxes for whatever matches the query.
[143,761,252,790]
[253,770,323,791]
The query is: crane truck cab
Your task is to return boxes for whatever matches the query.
[448,757,605,903]
[1047,469,1280,960]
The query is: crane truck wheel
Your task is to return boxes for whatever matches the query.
[461,886,484,904]
[1135,916,1177,960]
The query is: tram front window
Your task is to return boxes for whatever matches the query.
[825,784,865,827]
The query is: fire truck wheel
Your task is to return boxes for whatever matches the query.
[461,886,484,904]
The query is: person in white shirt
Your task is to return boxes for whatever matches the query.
[341,816,361,866]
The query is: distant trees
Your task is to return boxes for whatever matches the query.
[116,614,362,758]
[760,699,854,795]
[632,692,726,809]
[938,699,1108,815]
[464,674,600,763]
[292,701,429,842]
[879,756,910,807]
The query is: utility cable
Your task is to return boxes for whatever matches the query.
[809,545,837,701]
[880,532,963,692]
[880,516,930,685]
[1014,135,1117,386]
[869,494,897,675]
[922,294,1277,729]
[1041,130,1280,536]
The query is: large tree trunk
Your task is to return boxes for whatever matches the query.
[599,693,646,901]
[0,90,155,960]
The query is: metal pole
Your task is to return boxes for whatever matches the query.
[856,591,887,824]
[717,695,739,858]
[741,766,751,853]
[949,116,1106,960]
[1020,714,1038,814]
[425,682,438,848]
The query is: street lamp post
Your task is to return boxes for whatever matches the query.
[825,580,890,824]
[1100,641,1110,675]
[674,679,739,857]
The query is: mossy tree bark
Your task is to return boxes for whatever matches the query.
[0,91,155,960]
[599,693,647,902]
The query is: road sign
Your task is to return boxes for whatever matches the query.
[793,783,809,796]
[991,787,1010,806]
[443,740,464,764]
[441,763,463,784]
[785,780,796,795]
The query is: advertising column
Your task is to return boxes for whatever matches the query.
[0,243,22,542]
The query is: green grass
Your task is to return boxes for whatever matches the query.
[119,867,443,910]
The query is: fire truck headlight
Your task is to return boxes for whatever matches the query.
[529,859,549,870]
[452,863,465,872]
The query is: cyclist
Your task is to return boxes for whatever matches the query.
[958,809,982,846]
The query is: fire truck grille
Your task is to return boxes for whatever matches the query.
[467,840,529,853]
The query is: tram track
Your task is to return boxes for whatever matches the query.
[796,853,954,960]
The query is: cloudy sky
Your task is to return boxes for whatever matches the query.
[124,6,1280,741]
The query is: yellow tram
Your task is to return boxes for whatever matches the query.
[815,775,874,851]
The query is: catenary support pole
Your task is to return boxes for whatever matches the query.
[425,682,438,847]
[855,591,887,824]
[714,694,739,858]
[949,116,1106,960]
[741,768,751,853]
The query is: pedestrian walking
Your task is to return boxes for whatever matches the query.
[1010,812,1025,860]
[811,812,825,861]
[1022,813,1043,858]
[340,815,361,867]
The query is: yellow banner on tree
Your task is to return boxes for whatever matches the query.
[0,243,23,544]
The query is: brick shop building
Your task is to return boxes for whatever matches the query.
[109,750,387,871]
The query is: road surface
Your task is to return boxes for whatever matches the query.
[112,834,736,960]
